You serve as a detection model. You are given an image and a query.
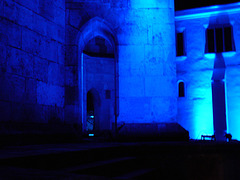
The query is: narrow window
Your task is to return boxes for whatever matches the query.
[105,90,111,99]
[206,29,215,53]
[178,82,185,97]
[176,32,185,56]
[224,27,234,52]
[215,28,223,53]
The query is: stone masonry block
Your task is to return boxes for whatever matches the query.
[65,45,78,65]
[4,0,34,29]
[37,81,64,107]
[65,66,78,87]
[3,0,17,23]
[144,45,167,62]
[32,13,47,35]
[118,45,145,64]
[14,0,39,13]
[53,0,65,10]
[145,76,175,97]
[152,23,175,45]
[48,62,65,86]
[69,10,83,29]
[145,61,163,76]
[46,22,65,43]
[54,7,65,27]
[0,18,22,48]
[119,76,145,97]
[111,0,128,8]
[117,23,148,45]
[34,56,48,83]
[57,43,65,64]
[119,97,151,123]
[22,27,41,55]
[7,47,34,77]
[130,0,171,9]
[66,25,79,45]
[25,78,37,104]
[41,39,58,62]
[39,0,54,21]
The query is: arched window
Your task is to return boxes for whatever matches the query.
[178,81,185,97]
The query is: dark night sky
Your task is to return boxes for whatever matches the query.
[175,0,240,10]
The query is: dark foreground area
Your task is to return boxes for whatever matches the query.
[0,140,239,179]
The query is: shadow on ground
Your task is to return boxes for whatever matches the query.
[0,140,239,179]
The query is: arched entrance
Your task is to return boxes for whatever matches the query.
[86,89,101,133]
[77,17,119,134]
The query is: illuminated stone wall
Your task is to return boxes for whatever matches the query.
[176,3,240,140]
[65,0,177,131]
[0,0,65,124]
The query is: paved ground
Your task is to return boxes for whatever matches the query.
[0,140,239,179]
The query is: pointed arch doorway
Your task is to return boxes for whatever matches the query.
[77,17,119,134]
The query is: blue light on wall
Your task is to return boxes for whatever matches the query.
[204,53,216,59]
[193,100,214,139]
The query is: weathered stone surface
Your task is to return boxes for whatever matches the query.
[37,81,64,107]
[65,66,78,86]
[65,86,79,105]
[129,0,173,9]
[4,0,34,29]
[57,43,65,64]
[65,45,78,65]
[7,47,34,77]
[14,0,39,13]
[54,7,66,27]
[0,0,179,136]
[42,39,58,62]
[22,28,41,55]
[32,13,47,35]
[0,1,3,17]
[0,0,67,134]
[66,25,79,45]
[34,56,48,83]
[25,78,37,104]
[0,18,22,48]
[39,0,55,21]
[48,62,65,86]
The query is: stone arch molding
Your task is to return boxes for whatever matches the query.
[77,17,118,53]
[76,17,119,131]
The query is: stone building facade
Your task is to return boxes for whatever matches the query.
[0,0,239,141]
[176,3,240,140]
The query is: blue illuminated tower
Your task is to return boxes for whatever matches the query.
[116,0,177,124]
